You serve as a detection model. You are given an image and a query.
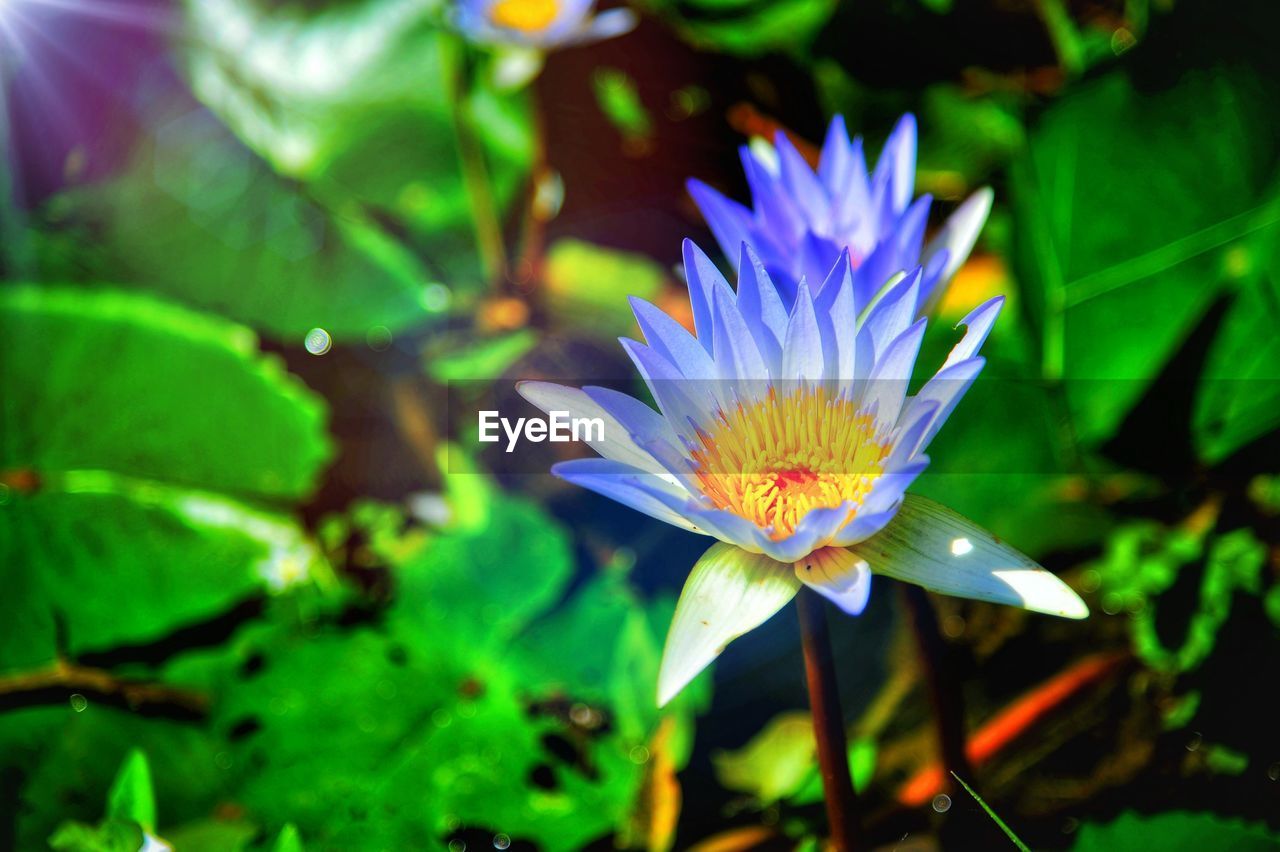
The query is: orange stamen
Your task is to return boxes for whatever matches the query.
[488,0,560,32]
[690,385,890,539]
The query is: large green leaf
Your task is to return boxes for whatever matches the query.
[180,0,452,180]
[0,286,330,669]
[913,308,1110,558]
[1192,231,1280,462]
[147,489,700,849]
[0,286,328,498]
[913,366,1111,558]
[642,0,838,56]
[47,819,146,852]
[1010,67,1280,452]
[386,493,576,654]
[40,117,440,342]
[511,569,691,745]
[1,707,227,851]
[0,483,323,668]
[1073,810,1279,852]
[177,0,533,296]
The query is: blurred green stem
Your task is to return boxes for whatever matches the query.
[797,588,861,851]
[515,78,551,291]
[1034,0,1085,77]
[445,39,508,287]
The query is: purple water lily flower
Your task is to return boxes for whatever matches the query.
[519,242,1087,706]
[688,114,993,311]
[455,0,636,49]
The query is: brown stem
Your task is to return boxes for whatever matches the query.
[0,661,207,718]
[900,585,975,786]
[515,76,552,297]
[796,588,860,851]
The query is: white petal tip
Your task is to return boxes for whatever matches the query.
[1056,592,1091,620]
[992,569,1090,619]
[857,496,1092,622]
[513,379,539,401]
[655,543,800,710]
[655,650,710,709]
[1065,599,1091,620]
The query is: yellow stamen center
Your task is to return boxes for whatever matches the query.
[690,385,890,540]
[488,0,560,33]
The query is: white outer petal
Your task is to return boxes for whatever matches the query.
[517,381,665,473]
[919,187,994,312]
[657,543,800,707]
[795,546,873,614]
[851,495,1089,619]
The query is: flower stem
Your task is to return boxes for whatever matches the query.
[445,39,508,287]
[900,585,974,785]
[514,78,551,290]
[796,588,860,851]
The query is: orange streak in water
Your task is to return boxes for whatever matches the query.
[726,103,821,166]
[896,651,1128,807]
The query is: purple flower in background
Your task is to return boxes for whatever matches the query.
[688,114,993,311]
[456,0,636,49]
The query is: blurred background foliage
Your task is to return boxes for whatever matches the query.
[1,0,1279,849]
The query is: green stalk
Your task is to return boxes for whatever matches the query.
[951,772,1032,852]
[1034,0,1085,77]
[444,38,508,287]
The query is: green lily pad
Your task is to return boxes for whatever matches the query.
[145,488,701,849]
[175,0,533,303]
[0,286,330,669]
[1073,810,1279,852]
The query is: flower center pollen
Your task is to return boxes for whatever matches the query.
[690,385,890,539]
[488,0,560,33]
